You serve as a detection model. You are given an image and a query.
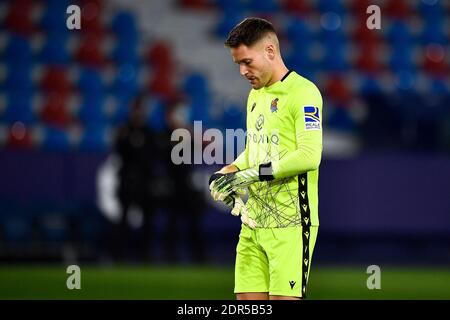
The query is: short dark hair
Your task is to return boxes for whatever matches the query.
[224,17,276,48]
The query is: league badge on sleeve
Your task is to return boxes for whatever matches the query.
[304,106,321,130]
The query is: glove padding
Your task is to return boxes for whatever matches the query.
[223,194,258,229]
[209,172,257,229]
[210,168,260,202]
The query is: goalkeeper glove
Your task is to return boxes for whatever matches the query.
[210,163,274,202]
[209,172,257,229]
[223,193,258,229]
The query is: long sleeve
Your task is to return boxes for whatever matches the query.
[232,146,249,171]
[272,83,323,180]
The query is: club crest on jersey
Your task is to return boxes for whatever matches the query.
[270,98,279,113]
[304,106,321,130]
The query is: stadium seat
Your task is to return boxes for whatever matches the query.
[389,46,415,73]
[111,63,140,98]
[420,20,447,45]
[4,0,35,36]
[5,121,33,149]
[245,0,279,13]
[383,0,411,20]
[3,64,33,92]
[41,126,71,151]
[282,0,312,17]
[317,0,345,14]
[4,35,33,65]
[39,32,70,65]
[78,125,110,152]
[77,92,107,126]
[40,92,72,128]
[386,21,413,48]
[40,0,72,32]
[3,90,35,124]
[40,67,72,95]
[146,98,167,132]
[111,39,139,65]
[147,41,175,73]
[77,68,104,96]
[111,11,138,42]
[76,34,106,68]
[214,11,246,39]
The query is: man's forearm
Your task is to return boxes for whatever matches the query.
[217,164,239,174]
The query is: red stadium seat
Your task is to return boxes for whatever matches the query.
[356,43,383,74]
[40,68,72,95]
[5,0,35,36]
[147,41,175,73]
[383,0,411,20]
[324,74,352,105]
[40,92,72,128]
[423,44,448,77]
[76,34,106,68]
[179,0,212,10]
[282,0,312,16]
[6,122,33,149]
[149,74,178,102]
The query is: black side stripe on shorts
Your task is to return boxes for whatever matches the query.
[298,173,311,298]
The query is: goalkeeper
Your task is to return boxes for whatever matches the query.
[209,18,323,300]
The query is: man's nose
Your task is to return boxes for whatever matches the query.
[240,64,247,77]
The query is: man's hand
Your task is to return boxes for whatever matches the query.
[209,171,257,229]
[211,163,274,201]
[223,193,258,229]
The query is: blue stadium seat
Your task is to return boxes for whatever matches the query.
[78,125,110,152]
[420,20,446,45]
[4,35,33,65]
[38,31,69,65]
[220,102,245,131]
[78,68,104,96]
[109,94,132,125]
[389,46,414,73]
[41,126,71,151]
[317,0,345,14]
[111,63,139,98]
[112,39,139,65]
[327,106,357,132]
[359,75,382,95]
[40,0,71,31]
[3,90,35,124]
[418,0,445,22]
[214,0,245,14]
[78,93,107,126]
[321,42,349,72]
[3,64,33,92]
[111,11,138,42]
[146,98,167,132]
[183,72,209,99]
[245,0,279,13]
[215,11,246,39]
[387,21,413,47]
[286,18,314,45]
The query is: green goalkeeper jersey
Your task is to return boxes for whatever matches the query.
[232,71,323,228]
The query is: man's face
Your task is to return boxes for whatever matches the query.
[230,43,272,90]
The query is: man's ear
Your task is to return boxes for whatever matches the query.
[265,44,276,60]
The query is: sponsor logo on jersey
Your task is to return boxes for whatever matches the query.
[255,114,264,131]
[270,98,279,113]
[304,106,321,130]
[251,102,256,112]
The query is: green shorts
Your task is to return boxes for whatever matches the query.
[234,225,318,298]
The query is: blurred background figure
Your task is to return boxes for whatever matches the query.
[113,94,156,263]
[0,0,449,299]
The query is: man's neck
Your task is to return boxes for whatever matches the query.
[265,64,290,87]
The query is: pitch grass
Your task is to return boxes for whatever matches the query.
[0,265,449,300]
